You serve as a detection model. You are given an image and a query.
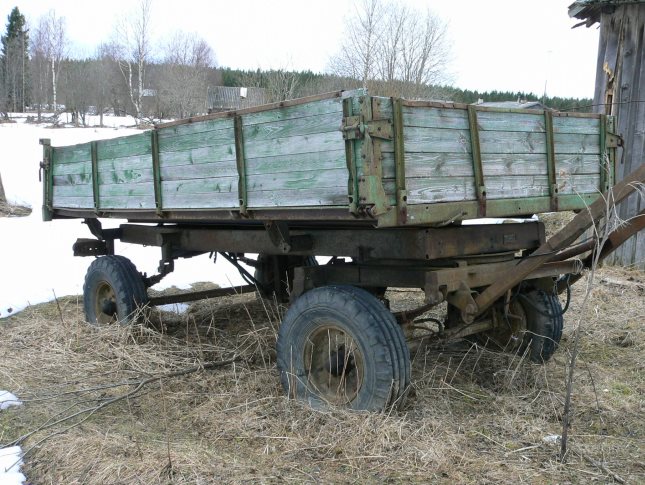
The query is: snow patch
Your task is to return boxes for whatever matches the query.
[0,391,22,410]
[0,446,26,485]
[0,122,247,319]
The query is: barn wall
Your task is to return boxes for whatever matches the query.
[594,4,645,269]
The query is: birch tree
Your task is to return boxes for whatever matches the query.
[32,11,67,112]
[112,0,152,124]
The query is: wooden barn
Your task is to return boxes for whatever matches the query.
[569,0,645,269]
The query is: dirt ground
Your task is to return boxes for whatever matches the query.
[0,265,643,484]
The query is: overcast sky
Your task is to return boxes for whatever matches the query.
[6,0,599,99]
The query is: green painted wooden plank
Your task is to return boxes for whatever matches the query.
[552,116,600,135]
[53,184,94,198]
[97,134,151,159]
[161,161,239,180]
[100,167,154,185]
[159,144,236,167]
[243,112,342,143]
[99,195,156,210]
[162,177,237,195]
[553,133,600,154]
[398,127,472,154]
[391,152,600,180]
[556,173,601,195]
[52,144,92,164]
[52,159,92,176]
[247,187,350,208]
[96,154,152,173]
[245,150,347,176]
[157,117,233,139]
[477,111,545,133]
[244,131,344,159]
[406,176,476,203]
[402,107,470,130]
[247,167,348,192]
[241,97,343,126]
[158,127,235,153]
[98,182,155,198]
[51,195,94,208]
[53,173,93,186]
[162,191,239,209]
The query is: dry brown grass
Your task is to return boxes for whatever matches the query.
[0,266,643,484]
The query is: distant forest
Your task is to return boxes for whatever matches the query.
[1,4,593,127]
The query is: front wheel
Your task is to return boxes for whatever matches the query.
[83,255,148,325]
[474,288,563,363]
[276,285,410,411]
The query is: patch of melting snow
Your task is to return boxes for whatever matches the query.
[0,446,25,485]
[1,391,25,485]
[157,303,190,314]
[0,391,22,410]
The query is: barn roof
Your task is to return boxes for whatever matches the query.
[569,0,645,27]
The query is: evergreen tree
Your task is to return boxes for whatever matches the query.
[1,7,29,113]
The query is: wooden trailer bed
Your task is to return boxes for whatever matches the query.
[41,90,618,227]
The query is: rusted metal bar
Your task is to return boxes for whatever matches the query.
[148,284,256,306]
[393,97,407,225]
[234,115,247,215]
[91,141,99,213]
[150,130,163,216]
[557,208,645,292]
[473,163,645,316]
[467,105,486,217]
[544,110,558,211]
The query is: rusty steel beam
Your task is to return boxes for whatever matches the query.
[148,284,256,306]
[557,208,645,292]
[474,163,645,316]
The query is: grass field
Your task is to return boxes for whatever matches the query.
[0,265,643,484]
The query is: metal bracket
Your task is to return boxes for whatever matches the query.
[342,116,393,140]
[265,221,292,253]
[606,132,622,148]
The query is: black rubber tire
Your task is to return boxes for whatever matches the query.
[254,254,318,302]
[332,285,410,407]
[517,289,563,363]
[83,255,148,325]
[277,285,409,411]
[469,289,563,364]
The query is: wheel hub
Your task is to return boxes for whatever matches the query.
[304,325,364,405]
[94,281,118,324]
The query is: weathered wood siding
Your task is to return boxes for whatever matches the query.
[47,91,613,226]
[242,97,347,208]
[595,4,645,269]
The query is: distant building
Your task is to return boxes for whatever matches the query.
[207,86,267,112]
[474,100,551,110]
[569,0,645,269]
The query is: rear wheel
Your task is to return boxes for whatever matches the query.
[277,285,410,411]
[475,289,563,363]
[83,255,148,325]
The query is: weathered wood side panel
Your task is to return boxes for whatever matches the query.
[158,118,238,209]
[242,97,347,208]
[51,144,93,209]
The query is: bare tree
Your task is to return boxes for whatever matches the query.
[158,31,215,118]
[32,11,67,113]
[329,0,450,99]
[329,0,384,89]
[265,69,300,102]
[112,0,152,124]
